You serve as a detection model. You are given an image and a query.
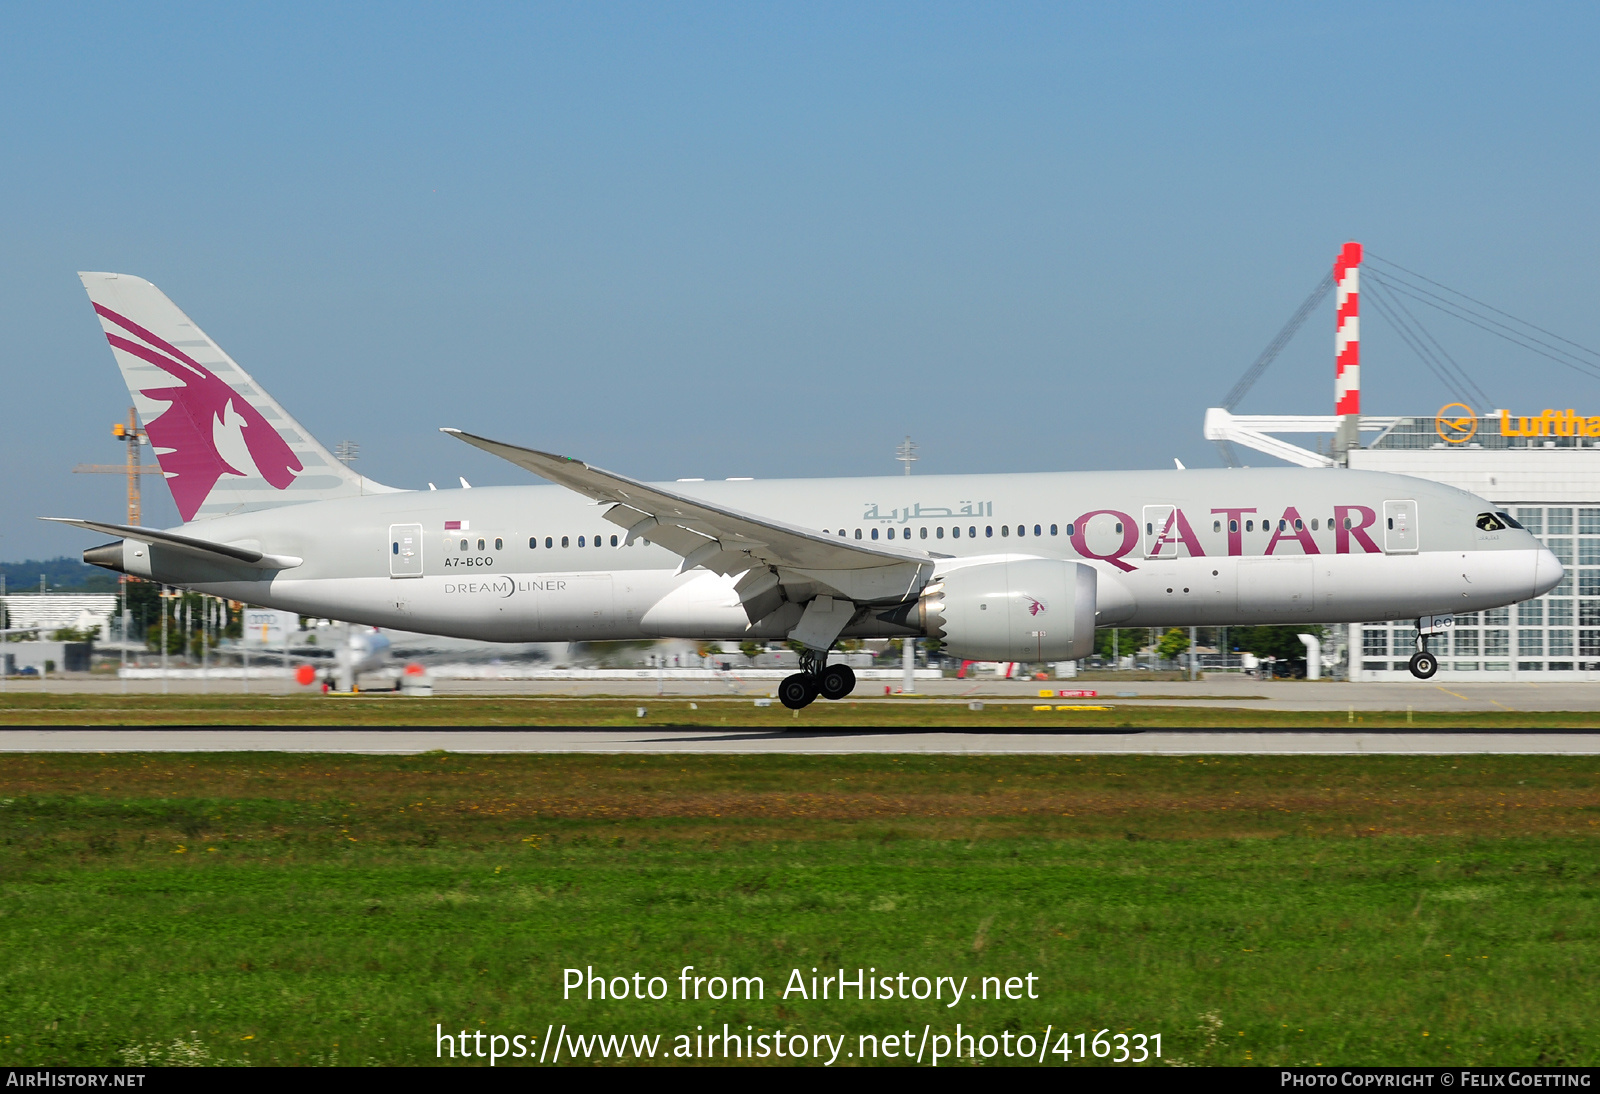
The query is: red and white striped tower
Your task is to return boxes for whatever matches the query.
[1333,240,1362,459]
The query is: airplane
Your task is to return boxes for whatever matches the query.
[318,625,392,693]
[48,272,1562,707]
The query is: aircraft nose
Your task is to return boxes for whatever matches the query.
[1533,547,1565,598]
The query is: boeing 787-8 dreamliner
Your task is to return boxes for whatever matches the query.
[49,273,1562,707]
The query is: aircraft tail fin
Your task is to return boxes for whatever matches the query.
[77,272,400,523]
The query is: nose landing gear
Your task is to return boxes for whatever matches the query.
[777,651,858,710]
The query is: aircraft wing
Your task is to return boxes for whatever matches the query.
[442,428,933,606]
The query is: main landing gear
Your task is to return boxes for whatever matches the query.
[1407,650,1438,679]
[778,649,857,710]
[1408,621,1439,680]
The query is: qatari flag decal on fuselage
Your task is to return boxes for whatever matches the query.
[94,302,303,521]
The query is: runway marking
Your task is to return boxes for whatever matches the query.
[1435,686,1472,702]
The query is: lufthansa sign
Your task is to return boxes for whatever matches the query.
[1437,403,1600,442]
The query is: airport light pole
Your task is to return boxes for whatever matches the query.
[896,436,918,475]
[159,587,168,696]
[896,435,918,688]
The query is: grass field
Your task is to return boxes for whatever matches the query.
[2,751,1597,1067]
[5,692,1600,727]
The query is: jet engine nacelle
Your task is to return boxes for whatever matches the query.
[919,559,1097,662]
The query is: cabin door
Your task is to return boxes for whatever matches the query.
[389,524,424,577]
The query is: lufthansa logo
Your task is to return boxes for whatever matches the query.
[1435,403,1478,444]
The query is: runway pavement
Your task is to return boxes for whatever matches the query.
[13,675,1600,710]
[4,727,1600,754]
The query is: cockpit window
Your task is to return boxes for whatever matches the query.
[1497,511,1524,529]
[1476,513,1506,531]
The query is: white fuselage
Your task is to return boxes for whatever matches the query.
[109,467,1561,645]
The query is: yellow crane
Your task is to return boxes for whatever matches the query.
[73,407,161,526]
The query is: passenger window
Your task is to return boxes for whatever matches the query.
[1311,519,1319,531]
[529,537,538,549]
[494,538,503,550]
[1476,513,1507,531]
[936,527,944,539]
[1342,518,1351,530]
[920,527,928,540]
[610,534,619,546]
[1115,523,1123,534]
[578,536,586,547]
[1278,521,1286,532]
[1245,520,1254,532]
[1386,518,1393,530]
[1292,520,1302,532]
[952,527,961,538]
[999,526,1007,537]
[546,537,554,548]
[561,536,569,547]
[1050,524,1058,536]
[478,538,485,550]
[392,542,398,555]
[1229,520,1238,533]
[854,529,862,540]
[460,539,468,551]
[871,528,879,540]
[1146,522,1153,535]
[887,528,895,540]
[969,526,977,538]
[1065,523,1075,536]
[1012,525,1021,537]
[1213,520,1221,533]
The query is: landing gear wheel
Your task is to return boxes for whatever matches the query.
[778,673,819,710]
[819,663,856,701]
[1408,651,1438,679]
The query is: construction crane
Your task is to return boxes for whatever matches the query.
[74,407,161,526]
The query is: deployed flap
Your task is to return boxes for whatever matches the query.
[41,517,302,570]
[441,429,934,601]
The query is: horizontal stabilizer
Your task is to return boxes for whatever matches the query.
[41,518,303,570]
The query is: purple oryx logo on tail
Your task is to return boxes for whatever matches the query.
[95,304,302,521]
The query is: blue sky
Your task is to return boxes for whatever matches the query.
[4,2,1600,559]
